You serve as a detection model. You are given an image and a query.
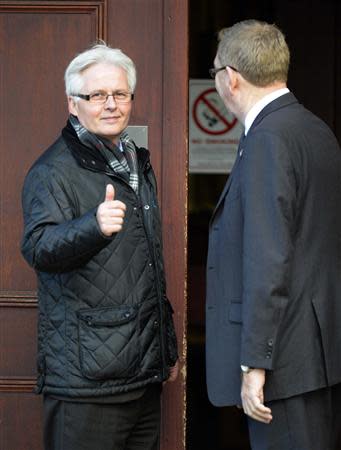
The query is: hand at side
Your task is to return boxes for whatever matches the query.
[241,368,273,423]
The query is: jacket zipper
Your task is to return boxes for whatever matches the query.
[96,163,167,378]
[138,177,167,379]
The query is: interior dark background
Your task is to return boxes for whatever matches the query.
[187,1,340,448]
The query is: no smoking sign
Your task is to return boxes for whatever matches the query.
[189,79,244,173]
[193,87,237,135]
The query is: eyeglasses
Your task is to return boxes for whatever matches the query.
[209,65,238,79]
[73,91,134,104]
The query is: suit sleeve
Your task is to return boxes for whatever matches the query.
[240,131,297,370]
[21,165,112,273]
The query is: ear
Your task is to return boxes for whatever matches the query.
[226,66,239,94]
[67,96,78,116]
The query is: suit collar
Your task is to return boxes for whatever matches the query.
[248,92,298,134]
[210,133,247,225]
[209,93,299,225]
[244,88,290,134]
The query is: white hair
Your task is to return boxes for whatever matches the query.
[64,43,137,96]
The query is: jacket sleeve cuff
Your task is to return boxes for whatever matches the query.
[241,337,275,371]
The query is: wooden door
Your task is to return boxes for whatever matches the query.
[0,1,188,449]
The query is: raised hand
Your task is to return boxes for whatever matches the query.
[96,184,127,236]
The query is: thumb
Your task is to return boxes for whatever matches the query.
[105,184,115,202]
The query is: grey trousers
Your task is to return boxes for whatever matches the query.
[247,384,341,450]
[43,385,161,450]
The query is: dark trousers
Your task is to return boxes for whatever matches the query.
[43,385,161,450]
[247,384,341,450]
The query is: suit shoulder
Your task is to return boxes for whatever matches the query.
[257,101,338,145]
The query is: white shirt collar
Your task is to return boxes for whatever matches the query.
[244,88,290,135]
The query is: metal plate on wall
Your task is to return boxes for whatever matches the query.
[126,126,148,149]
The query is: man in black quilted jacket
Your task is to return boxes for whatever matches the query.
[21,43,179,450]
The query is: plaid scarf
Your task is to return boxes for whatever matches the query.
[69,115,139,193]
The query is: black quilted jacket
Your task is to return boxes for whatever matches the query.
[21,122,178,398]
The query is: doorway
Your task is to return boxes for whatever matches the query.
[187,1,341,449]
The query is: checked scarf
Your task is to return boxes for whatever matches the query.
[69,114,139,193]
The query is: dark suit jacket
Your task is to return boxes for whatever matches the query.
[206,93,341,406]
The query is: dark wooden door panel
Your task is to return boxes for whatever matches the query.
[0,3,105,292]
[0,5,106,448]
[106,0,164,183]
[0,393,43,450]
[0,305,37,378]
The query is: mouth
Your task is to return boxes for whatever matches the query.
[101,116,121,122]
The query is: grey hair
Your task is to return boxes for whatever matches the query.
[64,42,137,96]
[217,20,290,87]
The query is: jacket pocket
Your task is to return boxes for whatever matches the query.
[77,305,140,380]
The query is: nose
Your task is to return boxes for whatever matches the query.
[104,94,117,108]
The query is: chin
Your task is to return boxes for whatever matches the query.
[99,127,123,136]
[96,131,120,143]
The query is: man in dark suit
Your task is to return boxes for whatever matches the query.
[206,20,341,449]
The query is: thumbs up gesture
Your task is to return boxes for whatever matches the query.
[96,184,127,236]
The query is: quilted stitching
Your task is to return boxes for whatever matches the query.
[21,137,178,397]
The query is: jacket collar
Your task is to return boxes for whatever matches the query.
[61,119,151,174]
